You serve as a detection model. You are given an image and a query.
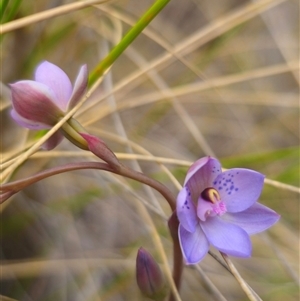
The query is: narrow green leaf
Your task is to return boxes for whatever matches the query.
[89,0,170,86]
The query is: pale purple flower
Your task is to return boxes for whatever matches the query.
[10,61,88,149]
[177,156,280,264]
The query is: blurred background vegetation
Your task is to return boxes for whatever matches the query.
[1,0,299,300]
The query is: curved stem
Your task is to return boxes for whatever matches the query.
[1,162,176,211]
[1,162,113,196]
[68,117,88,134]
[61,120,89,150]
[168,211,183,301]
[118,164,176,211]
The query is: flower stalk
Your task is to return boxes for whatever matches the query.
[60,119,89,150]
[0,161,176,211]
[168,212,183,301]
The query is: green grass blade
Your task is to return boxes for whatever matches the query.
[0,0,10,22]
[1,0,21,23]
[88,0,170,86]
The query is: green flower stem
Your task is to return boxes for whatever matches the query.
[89,0,170,86]
[61,119,89,150]
[68,117,88,134]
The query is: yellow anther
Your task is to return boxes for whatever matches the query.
[201,188,221,204]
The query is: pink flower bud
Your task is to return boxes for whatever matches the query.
[136,247,166,299]
[80,133,120,169]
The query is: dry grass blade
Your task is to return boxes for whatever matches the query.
[221,254,263,301]
[194,265,229,301]
[125,46,215,155]
[0,258,134,279]
[77,0,289,119]
[86,62,298,124]
[264,178,300,193]
[0,295,18,301]
[0,0,110,34]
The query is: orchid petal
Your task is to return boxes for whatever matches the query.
[11,109,50,130]
[179,224,209,264]
[201,217,252,257]
[176,186,198,233]
[68,65,88,110]
[41,131,64,150]
[222,203,280,235]
[35,61,72,111]
[184,157,210,185]
[215,169,264,212]
[186,157,222,202]
[10,81,64,126]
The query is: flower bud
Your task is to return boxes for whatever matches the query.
[136,247,166,300]
[80,133,120,169]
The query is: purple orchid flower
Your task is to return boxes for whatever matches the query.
[177,156,280,264]
[10,61,88,150]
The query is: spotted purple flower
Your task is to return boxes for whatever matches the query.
[177,156,280,264]
[10,61,88,149]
